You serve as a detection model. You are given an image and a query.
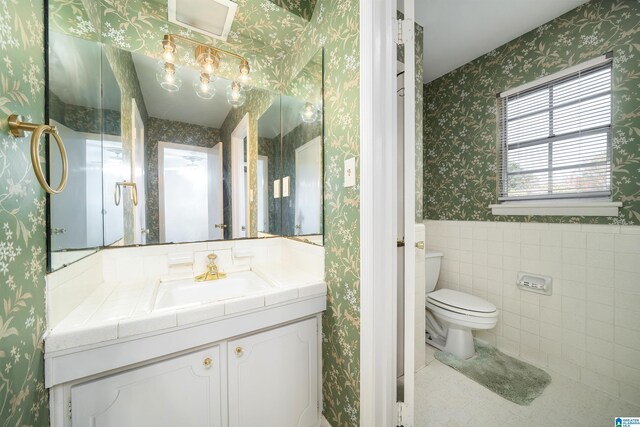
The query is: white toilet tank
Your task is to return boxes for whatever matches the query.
[425,251,443,293]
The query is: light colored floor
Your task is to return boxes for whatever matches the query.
[415,344,640,427]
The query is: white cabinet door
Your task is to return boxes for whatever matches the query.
[228,318,319,427]
[70,345,223,427]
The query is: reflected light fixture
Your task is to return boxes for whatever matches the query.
[195,45,220,75]
[194,72,216,100]
[237,59,252,90]
[300,102,318,123]
[156,61,182,92]
[158,33,252,101]
[226,81,246,107]
[161,35,177,62]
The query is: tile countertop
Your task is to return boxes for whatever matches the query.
[45,262,326,353]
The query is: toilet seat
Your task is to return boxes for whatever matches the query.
[426,289,497,318]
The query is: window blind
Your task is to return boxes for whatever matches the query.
[498,58,612,201]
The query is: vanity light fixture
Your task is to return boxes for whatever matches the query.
[156,61,182,92]
[194,72,216,99]
[158,34,252,104]
[300,102,319,123]
[226,81,246,107]
[161,35,177,62]
[237,59,252,90]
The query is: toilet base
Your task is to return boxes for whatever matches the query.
[426,327,476,360]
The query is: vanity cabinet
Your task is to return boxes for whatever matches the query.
[56,316,321,427]
[228,318,319,427]
[70,345,223,427]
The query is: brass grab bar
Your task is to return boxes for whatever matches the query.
[8,114,68,194]
[114,181,138,206]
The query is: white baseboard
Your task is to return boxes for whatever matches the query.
[321,415,332,427]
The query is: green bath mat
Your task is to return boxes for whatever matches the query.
[434,340,551,405]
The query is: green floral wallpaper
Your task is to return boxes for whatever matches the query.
[280,0,360,424]
[423,0,640,225]
[270,0,318,21]
[0,0,49,424]
[258,135,282,234]
[144,117,222,243]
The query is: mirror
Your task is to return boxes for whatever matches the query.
[46,0,324,271]
[281,49,324,244]
[257,98,282,236]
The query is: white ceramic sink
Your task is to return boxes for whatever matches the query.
[154,271,273,311]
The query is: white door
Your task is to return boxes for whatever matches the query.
[131,99,147,244]
[71,345,222,427]
[158,142,223,243]
[294,136,322,235]
[227,318,320,427]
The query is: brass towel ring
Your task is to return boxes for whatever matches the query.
[8,114,68,194]
[115,181,138,206]
[114,182,122,206]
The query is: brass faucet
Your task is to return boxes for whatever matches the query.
[195,253,227,282]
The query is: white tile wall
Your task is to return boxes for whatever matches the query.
[425,220,640,405]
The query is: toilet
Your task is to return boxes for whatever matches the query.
[425,251,498,359]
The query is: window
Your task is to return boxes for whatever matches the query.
[498,58,612,202]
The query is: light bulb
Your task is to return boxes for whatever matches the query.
[226,81,246,107]
[196,46,220,76]
[156,61,182,92]
[161,35,176,63]
[194,72,216,100]
[238,59,252,91]
[300,102,318,123]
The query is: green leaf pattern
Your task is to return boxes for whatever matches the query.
[0,0,49,424]
[424,0,640,225]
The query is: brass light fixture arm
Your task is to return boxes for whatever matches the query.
[114,181,138,206]
[165,34,248,63]
[7,114,68,194]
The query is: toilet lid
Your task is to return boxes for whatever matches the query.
[427,289,496,314]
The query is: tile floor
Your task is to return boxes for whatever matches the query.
[415,344,640,426]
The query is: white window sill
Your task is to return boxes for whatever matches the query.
[489,201,622,217]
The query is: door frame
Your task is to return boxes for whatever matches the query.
[131,98,146,244]
[231,113,250,238]
[360,0,416,425]
[256,154,268,233]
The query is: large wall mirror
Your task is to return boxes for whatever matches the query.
[46,0,324,271]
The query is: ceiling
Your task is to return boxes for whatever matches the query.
[132,52,234,128]
[416,0,590,83]
[49,33,121,111]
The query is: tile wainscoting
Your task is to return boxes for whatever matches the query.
[424,220,640,405]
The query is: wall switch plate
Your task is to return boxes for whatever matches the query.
[283,176,290,197]
[274,179,281,198]
[344,157,356,187]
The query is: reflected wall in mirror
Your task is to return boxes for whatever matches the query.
[46,0,324,270]
[281,49,324,245]
[257,98,282,236]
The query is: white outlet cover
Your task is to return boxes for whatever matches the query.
[274,179,281,198]
[344,157,356,187]
[283,176,290,197]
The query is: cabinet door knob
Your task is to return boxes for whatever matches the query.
[235,346,244,357]
[415,241,425,250]
[203,357,213,369]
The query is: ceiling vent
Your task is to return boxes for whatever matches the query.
[168,0,237,41]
